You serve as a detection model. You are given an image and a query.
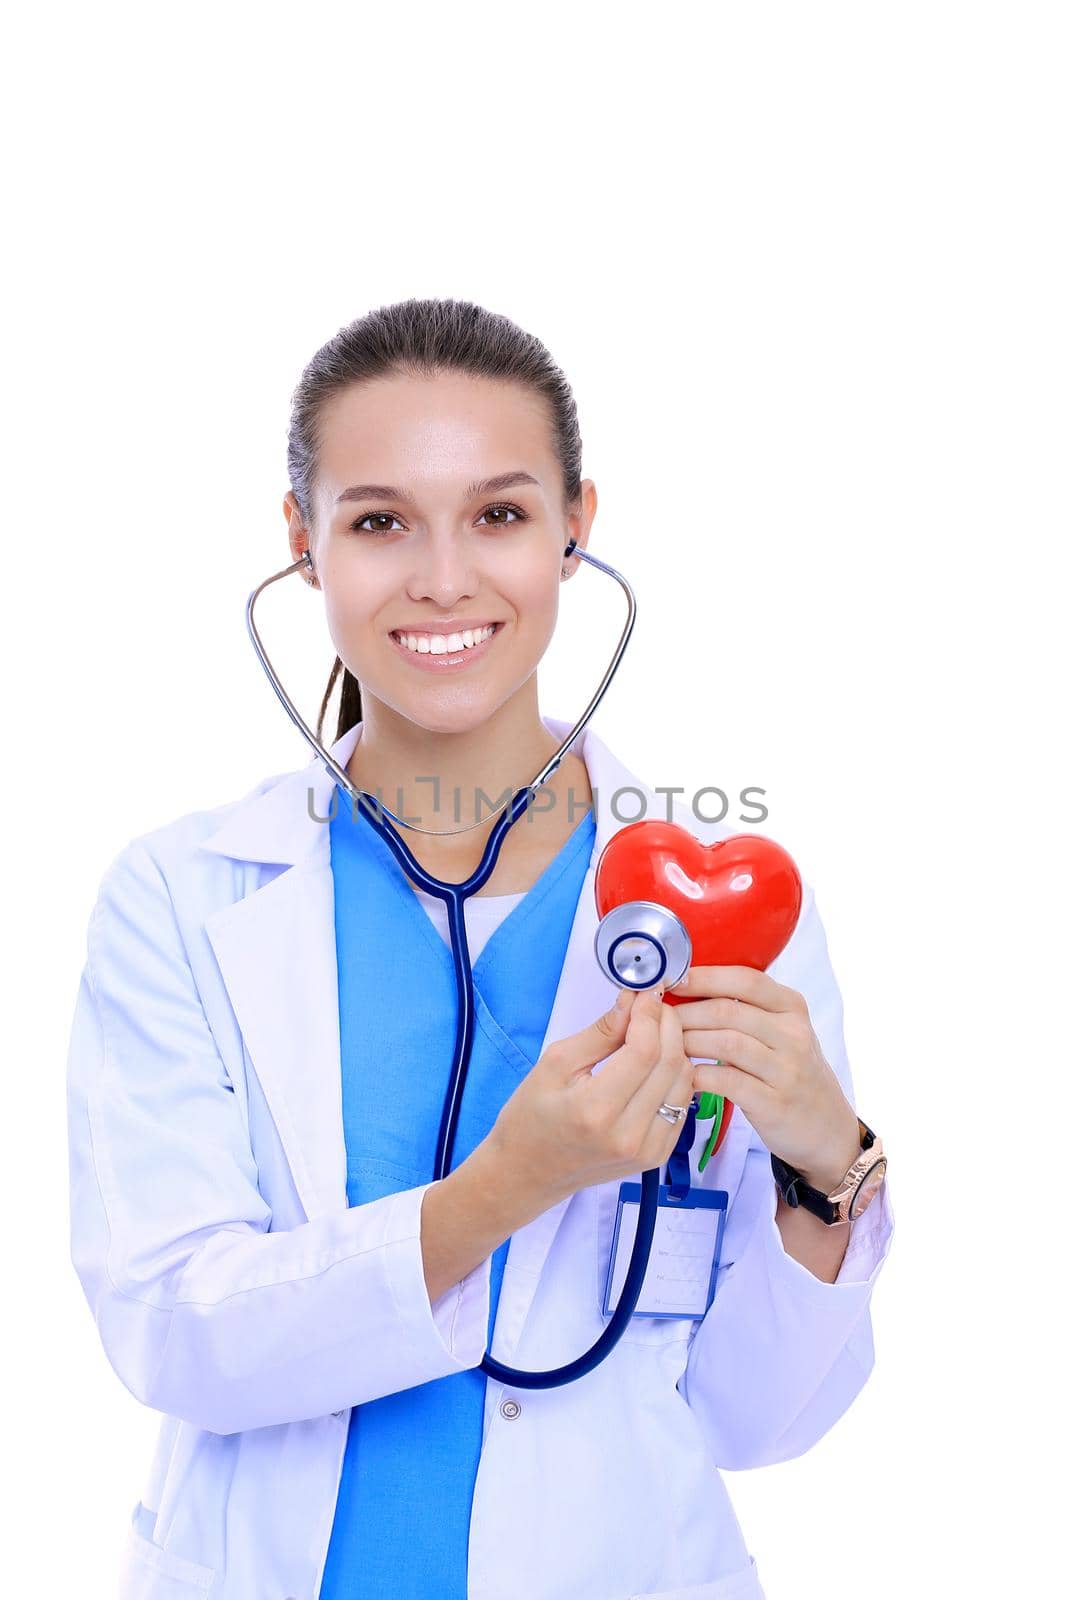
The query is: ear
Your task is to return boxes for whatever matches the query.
[283,492,317,585]
[564,478,598,563]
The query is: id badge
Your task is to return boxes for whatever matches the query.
[603,1183,728,1319]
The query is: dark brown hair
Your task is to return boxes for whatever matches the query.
[285,297,584,745]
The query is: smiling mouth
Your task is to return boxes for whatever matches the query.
[389,622,503,657]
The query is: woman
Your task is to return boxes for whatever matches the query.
[66,298,894,1600]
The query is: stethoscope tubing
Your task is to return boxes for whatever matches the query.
[245,536,672,1388]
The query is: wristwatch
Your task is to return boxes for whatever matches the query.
[770,1116,887,1227]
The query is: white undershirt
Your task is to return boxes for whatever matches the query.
[410,885,526,964]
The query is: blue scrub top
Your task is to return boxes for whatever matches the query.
[319,792,596,1600]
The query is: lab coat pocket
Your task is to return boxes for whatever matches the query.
[119,1500,217,1598]
[629,1553,765,1599]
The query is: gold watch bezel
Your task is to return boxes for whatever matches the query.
[825,1121,887,1223]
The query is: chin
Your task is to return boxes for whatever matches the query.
[377,686,505,736]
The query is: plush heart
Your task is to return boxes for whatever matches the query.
[594,822,804,1157]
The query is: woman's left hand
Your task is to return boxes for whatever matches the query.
[667,965,862,1193]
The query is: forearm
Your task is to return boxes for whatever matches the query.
[774,1192,852,1282]
[771,1111,864,1283]
[420,1138,556,1305]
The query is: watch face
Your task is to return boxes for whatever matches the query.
[847,1157,887,1221]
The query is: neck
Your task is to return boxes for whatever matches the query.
[346,686,563,837]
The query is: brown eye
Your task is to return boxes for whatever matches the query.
[350,513,403,535]
[476,502,527,527]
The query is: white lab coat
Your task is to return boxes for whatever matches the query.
[66,714,895,1600]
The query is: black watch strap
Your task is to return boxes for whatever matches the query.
[770,1119,875,1225]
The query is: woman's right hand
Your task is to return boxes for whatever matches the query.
[486,986,696,1211]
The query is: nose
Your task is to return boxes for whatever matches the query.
[405,526,479,607]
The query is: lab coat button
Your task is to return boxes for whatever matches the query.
[500,1398,521,1419]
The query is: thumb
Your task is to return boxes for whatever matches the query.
[560,986,641,1078]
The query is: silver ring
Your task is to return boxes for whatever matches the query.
[656,1102,686,1125]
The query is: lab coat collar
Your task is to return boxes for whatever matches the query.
[198,713,638,869]
[198,716,663,1362]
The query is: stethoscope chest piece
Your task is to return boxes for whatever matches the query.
[593,899,692,990]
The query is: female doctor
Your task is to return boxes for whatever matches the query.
[66,297,894,1600]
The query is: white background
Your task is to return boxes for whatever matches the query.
[4,2,1063,1594]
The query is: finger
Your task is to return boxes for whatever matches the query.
[692,1058,772,1122]
[615,992,686,1115]
[629,1052,697,1172]
[585,987,669,1110]
[617,999,693,1141]
[671,964,805,1015]
[683,1026,779,1085]
[671,994,781,1050]
[664,1050,697,1119]
[558,986,640,1079]
[652,1050,701,1157]
[579,985,671,1126]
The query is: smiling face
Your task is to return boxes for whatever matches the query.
[285,368,596,735]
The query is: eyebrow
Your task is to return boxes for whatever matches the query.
[335,470,541,506]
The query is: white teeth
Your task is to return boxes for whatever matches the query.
[395,624,496,655]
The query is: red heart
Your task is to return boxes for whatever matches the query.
[594,822,803,975]
[594,823,804,1156]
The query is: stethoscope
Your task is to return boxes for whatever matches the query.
[245,536,696,1389]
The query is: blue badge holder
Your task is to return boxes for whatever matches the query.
[603,1182,728,1319]
[603,1094,729,1320]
